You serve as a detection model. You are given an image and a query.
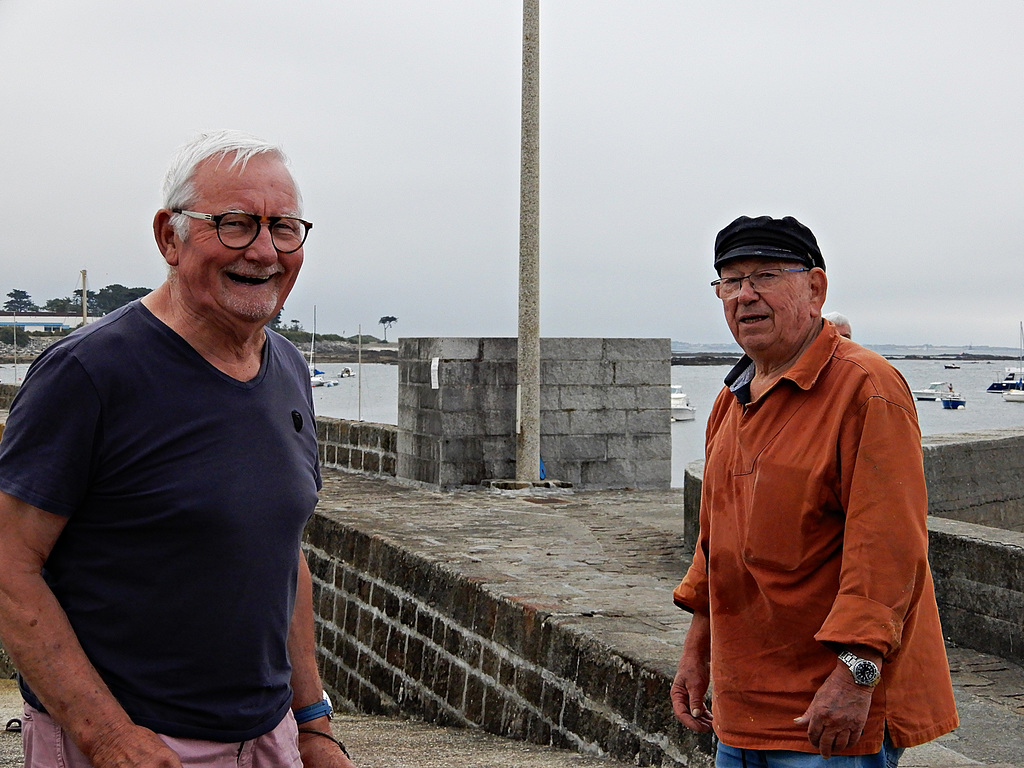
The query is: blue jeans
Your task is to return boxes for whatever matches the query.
[716,733,903,768]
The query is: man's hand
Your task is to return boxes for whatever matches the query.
[670,609,713,733]
[795,661,875,758]
[297,728,357,768]
[671,651,714,733]
[84,721,182,768]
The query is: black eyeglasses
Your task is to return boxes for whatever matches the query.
[173,209,312,253]
[710,267,809,299]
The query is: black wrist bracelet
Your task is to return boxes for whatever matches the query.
[297,727,350,758]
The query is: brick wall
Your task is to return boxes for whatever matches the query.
[397,338,671,489]
[303,513,714,767]
[317,417,397,478]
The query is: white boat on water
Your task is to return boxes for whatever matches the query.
[1001,323,1024,402]
[670,385,696,422]
[1003,388,1024,403]
[307,306,338,387]
[310,368,338,388]
[912,382,954,401]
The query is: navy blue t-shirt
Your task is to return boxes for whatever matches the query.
[0,301,322,741]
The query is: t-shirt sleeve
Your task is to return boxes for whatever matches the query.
[0,347,101,517]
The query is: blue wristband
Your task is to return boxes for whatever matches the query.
[293,696,332,724]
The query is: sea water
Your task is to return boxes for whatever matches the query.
[671,358,1024,486]
[4,358,1022,488]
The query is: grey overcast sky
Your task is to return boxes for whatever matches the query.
[1,1,1022,348]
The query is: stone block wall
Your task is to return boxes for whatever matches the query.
[923,431,1024,532]
[926,517,1024,666]
[397,338,671,489]
[317,417,397,478]
[303,513,713,767]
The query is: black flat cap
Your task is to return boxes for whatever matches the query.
[714,215,825,272]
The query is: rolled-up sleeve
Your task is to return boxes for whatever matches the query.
[814,393,930,660]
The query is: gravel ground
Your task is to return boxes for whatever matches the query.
[0,680,631,768]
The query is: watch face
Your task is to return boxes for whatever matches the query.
[852,660,879,685]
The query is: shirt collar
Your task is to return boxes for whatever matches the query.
[724,320,836,405]
[724,355,756,405]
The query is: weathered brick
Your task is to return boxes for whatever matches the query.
[464,673,485,724]
[370,616,389,659]
[515,666,543,706]
[386,627,407,669]
[406,635,425,680]
[446,664,467,710]
[540,680,566,722]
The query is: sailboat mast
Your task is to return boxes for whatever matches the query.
[309,306,317,371]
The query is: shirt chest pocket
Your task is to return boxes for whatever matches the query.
[742,462,820,572]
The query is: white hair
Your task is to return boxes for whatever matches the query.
[823,311,851,327]
[161,130,302,239]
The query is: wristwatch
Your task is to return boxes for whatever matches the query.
[294,691,333,724]
[837,651,880,687]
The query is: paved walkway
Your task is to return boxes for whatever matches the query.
[0,468,1020,767]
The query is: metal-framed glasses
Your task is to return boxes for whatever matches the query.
[710,267,809,299]
[173,209,313,253]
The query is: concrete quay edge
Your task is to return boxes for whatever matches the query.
[312,469,1024,768]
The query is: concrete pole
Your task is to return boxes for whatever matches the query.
[81,270,88,325]
[516,0,541,482]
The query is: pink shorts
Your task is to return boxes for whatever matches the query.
[22,703,302,768]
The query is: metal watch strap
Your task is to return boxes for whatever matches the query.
[837,650,880,687]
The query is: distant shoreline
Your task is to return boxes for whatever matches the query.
[671,352,1020,366]
[0,340,400,366]
[0,346,1013,367]
[312,348,398,365]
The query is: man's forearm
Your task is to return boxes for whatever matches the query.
[288,550,325,710]
[0,569,137,758]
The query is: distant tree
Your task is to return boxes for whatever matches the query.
[0,327,30,347]
[44,290,98,316]
[289,319,303,332]
[269,309,284,329]
[43,297,78,313]
[93,284,150,314]
[378,315,398,342]
[4,289,39,313]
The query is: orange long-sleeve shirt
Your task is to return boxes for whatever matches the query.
[673,323,958,753]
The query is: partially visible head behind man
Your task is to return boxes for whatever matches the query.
[714,215,824,274]
[823,311,852,339]
[162,130,302,240]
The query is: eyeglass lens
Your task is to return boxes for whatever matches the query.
[217,213,308,253]
[714,269,799,299]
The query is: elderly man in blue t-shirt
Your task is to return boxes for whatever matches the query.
[0,131,355,768]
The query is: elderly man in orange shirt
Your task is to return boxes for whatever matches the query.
[671,216,958,767]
